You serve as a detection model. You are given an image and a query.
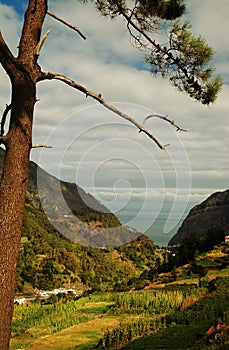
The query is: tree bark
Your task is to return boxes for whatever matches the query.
[0,76,35,348]
[0,1,47,347]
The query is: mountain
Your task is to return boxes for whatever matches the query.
[0,147,115,215]
[169,189,229,245]
[0,147,139,248]
[0,147,162,292]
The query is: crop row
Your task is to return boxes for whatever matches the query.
[110,290,185,314]
[12,297,92,333]
[97,315,168,349]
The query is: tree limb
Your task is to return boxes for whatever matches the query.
[47,11,87,40]
[0,32,16,78]
[1,104,12,137]
[143,114,187,132]
[34,29,52,57]
[0,135,8,146]
[32,144,52,148]
[39,71,185,149]
[18,0,47,64]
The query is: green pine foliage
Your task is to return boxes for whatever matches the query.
[137,0,185,20]
[85,0,222,104]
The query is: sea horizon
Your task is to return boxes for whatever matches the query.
[86,186,219,247]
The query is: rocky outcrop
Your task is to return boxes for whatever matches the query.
[169,189,229,245]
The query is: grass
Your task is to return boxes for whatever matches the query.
[122,324,209,350]
[77,301,113,314]
[10,295,114,349]
[206,268,229,279]
[16,316,122,350]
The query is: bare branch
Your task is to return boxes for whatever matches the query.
[1,104,12,136]
[39,71,168,149]
[18,0,47,63]
[47,11,87,40]
[0,32,16,78]
[32,144,52,148]
[143,114,187,132]
[0,135,8,146]
[34,29,53,57]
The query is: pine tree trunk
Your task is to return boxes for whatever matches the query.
[0,78,35,349]
[0,1,47,345]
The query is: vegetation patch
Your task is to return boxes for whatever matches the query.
[122,324,208,350]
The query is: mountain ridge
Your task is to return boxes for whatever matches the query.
[1,147,163,292]
[169,189,229,245]
[0,147,140,248]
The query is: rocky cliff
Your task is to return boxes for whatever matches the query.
[169,189,229,245]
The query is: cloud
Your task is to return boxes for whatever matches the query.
[0,3,22,53]
[185,0,229,82]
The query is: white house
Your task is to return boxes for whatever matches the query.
[14,296,26,305]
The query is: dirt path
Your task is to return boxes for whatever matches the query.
[25,316,120,350]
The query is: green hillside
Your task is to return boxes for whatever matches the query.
[17,203,161,293]
[0,147,162,293]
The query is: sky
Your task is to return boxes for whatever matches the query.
[0,0,228,246]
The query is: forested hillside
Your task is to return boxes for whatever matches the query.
[0,148,162,293]
[18,204,162,292]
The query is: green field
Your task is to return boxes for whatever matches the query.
[10,279,229,349]
[10,245,229,350]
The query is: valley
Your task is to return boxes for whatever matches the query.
[1,148,229,349]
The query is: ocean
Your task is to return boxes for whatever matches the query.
[90,187,204,247]
[115,201,195,247]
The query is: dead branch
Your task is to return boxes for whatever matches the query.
[34,29,52,57]
[47,11,86,40]
[0,135,8,146]
[143,114,187,132]
[39,71,169,149]
[32,144,52,148]
[1,103,11,136]
[0,32,16,78]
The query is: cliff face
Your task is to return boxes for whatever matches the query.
[169,189,229,245]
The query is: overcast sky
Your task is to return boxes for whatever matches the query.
[0,0,228,245]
